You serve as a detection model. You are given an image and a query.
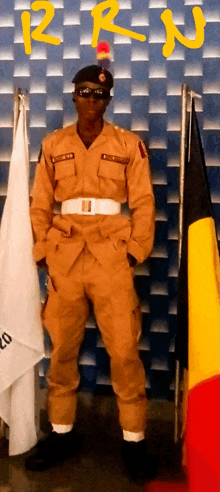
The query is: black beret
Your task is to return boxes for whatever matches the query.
[72,65,113,90]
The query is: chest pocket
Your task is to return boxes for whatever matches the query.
[97,155,129,199]
[53,156,76,200]
[98,160,126,180]
[54,160,76,180]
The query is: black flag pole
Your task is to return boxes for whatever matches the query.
[174,85,202,444]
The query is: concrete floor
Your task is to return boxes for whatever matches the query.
[0,392,185,492]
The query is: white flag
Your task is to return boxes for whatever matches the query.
[0,94,44,455]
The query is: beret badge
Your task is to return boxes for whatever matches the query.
[99,72,106,83]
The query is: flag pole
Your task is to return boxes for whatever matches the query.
[13,88,21,141]
[174,87,202,444]
[0,88,23,442]
[174,83,188,444]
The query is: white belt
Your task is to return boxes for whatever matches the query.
[61,198,121,215]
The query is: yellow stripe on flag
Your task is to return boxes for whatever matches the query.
[188,217,220,391]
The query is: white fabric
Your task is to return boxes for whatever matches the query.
[123,430,145,442]
[0,95,44,455]
[61,197,121,215]
[52,423,73,433]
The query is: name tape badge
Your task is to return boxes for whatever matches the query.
[51,153,74,164]
[101,154,129,165]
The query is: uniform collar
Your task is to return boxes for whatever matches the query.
[69,120,113,150]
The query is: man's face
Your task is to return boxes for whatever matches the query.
[73,81,111,122]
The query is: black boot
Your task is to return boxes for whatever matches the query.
[25,429,83,471]
[122,439,155,483]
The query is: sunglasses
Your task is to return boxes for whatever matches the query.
[75,87,110,100]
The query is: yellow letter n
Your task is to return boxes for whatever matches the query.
[91,0,146,48]
[161,7,206,58]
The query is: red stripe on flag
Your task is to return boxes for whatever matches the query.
[186,375,220,491]
[145,481,188,491]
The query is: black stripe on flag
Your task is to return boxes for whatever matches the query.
[175,100,216,369]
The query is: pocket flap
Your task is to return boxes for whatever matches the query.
[98,161,125,180]
[46,242,81,276]
[55,160,76,180]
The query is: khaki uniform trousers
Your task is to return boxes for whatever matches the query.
[43,242,147,433]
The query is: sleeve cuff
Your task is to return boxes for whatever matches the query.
[33,241,47,263]
[127,238,145,264]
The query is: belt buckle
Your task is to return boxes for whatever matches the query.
[80,198,96,215]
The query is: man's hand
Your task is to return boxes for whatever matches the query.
[37,258,48,273]
[127,253,137,267]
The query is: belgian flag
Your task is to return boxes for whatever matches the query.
[175,100,219,491]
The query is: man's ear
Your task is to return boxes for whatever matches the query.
[72,93,76,103]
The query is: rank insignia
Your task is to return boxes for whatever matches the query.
[138,141,148,158]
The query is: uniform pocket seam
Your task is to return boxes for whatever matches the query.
[98,160,126,181]
[54,160,76,180]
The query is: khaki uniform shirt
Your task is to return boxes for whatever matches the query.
[30,121,155,272]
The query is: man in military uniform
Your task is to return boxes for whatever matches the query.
[25,65,155,480]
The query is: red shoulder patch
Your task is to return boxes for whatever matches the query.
[138,141,148,159]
